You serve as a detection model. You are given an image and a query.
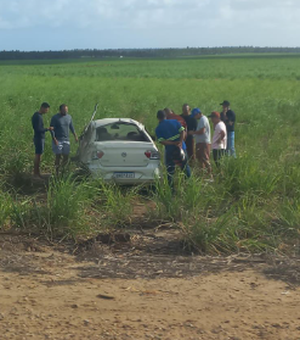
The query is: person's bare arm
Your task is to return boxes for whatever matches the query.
[160,140,179,146]
[217,131,225,144]
[49,126,59,146]
[179,130,184,143]
[176,130,185,148]
[161,130,185,147]
[73,132,79,143]
[190,127,205,136]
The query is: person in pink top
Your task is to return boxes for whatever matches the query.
[209,111,227,167]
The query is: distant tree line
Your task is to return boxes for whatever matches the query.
[1,47,300,60]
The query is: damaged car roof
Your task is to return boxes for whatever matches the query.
[93,118,145,129]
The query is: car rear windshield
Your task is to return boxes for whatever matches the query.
[95,123,151,142]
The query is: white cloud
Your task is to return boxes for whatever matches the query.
[0,0,298,30]
[0,0,299,49]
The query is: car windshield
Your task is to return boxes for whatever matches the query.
[95,123,150,142]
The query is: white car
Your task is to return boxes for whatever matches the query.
[76,118,161,184]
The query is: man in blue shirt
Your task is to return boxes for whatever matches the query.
[50,104,78,175]
[31,102,53,178]
[155,110,191,188]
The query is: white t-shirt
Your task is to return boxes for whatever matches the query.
[212,121,227,150]
[195,115,211,144]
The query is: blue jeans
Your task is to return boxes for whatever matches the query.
[165,150,191,188]
[227,131,236,158]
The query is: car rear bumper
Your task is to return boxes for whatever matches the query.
[87,163,161,184]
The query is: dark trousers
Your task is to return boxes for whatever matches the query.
[166,151,191,188]
[213,149,226,167]
[185,136,195,160]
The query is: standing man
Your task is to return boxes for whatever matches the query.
[220,100,236,157]
[31,102,52,178]
[209,112,227,167]
[181,103,197,161]
[155,110,191,189]
[189,108,212,176]
[50,104,78,175]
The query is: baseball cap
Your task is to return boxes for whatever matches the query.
[191,108,201,118]
[220,100,230,107]
[208,111,220,119]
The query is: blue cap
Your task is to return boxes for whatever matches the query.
[191,108,201,118]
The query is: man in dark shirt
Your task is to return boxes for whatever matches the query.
[50,104,78,175]
[31,102,52,178]
[180,103,197,161]
[220,100,236,158]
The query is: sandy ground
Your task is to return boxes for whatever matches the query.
[0,232,300,340]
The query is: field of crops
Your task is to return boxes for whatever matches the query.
[1,54,300,254]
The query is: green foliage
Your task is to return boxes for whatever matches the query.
[11,177,95,238]
[95,181,137,228]
[0,190,12,228]
[0,56,300,252]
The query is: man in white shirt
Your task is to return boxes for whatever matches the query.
[209,111,227,167]
[189,108,212,175]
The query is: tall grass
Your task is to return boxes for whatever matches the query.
[10,177,97,238]
[8,177,139,239]
[95,181,137,228]
[0,56,300,253]
[0,190,12,229]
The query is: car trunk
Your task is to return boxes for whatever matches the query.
[94,141,154,167]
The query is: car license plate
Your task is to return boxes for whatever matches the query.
[113,172,135,179]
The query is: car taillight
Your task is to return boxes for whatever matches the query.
[144,151,151,158]
[93,150,104,160]
[97,151,104,159]
[145,150,160,160]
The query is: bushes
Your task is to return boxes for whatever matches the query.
[0,56,300,253]
[0,190,12,229]
[10,177,95,238]
[8,177,138,239]
[150,156,300,255]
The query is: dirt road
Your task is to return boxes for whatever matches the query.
[0,233,299,340]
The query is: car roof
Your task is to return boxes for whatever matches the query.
[93,118,145,129]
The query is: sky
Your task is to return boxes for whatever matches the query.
[0,0,299,51]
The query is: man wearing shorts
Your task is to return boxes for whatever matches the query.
[50,104,78,175]
[31,102,52,178]
[189,108,212,176]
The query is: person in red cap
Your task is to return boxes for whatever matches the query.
[163,108,187,131]
[209,112,227,167]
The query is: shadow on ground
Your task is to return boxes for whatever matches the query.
[0,227,299,286]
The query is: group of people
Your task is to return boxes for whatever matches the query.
[155,101,236,186]
[32,100,236,184]
[32,102,78,179]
